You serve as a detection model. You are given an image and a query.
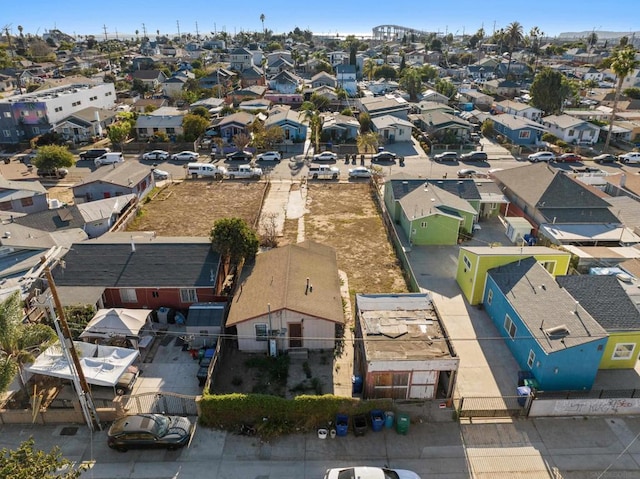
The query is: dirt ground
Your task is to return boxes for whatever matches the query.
[126,180,268,236]
[285,182,408,295]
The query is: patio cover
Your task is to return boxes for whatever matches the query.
[26,341,139,387]
[79,308,151,340]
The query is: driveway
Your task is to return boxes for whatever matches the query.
[404,220,521,400]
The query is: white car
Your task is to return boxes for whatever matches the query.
[152,168,170,180]
[313,151,338,162]
[348,167,372,178]
[528,151,556,163]
[256,151,281,161]
[618,152,640,164]
[142,150,170,161]
[171,151,199,161]
[324,466,421,479]
[94,152,124,167]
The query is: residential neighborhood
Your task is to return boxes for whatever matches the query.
[2,15,640,478]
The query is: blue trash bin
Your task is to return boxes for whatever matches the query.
[336,414,349,437]
[352,375,363,395]
[385,411,394,429]
[370,409,385,432]
[517,386,531,407]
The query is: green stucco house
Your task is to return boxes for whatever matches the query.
[456,246,571,305]
[557,275,640,369]
[384,179,481,246]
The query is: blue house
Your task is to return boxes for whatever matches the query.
[490,114,546,146]
[483,257,608,391]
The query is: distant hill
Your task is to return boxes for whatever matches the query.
[558,30,640,40]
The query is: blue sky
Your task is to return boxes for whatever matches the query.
[3,0,638,39]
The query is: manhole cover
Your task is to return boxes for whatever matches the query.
[60,426,78,436]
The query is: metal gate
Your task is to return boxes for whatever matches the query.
[115,392,200,418]
[457,395,530,418]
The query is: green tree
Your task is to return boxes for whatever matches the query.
[264,125,284,149]
[419,64,439,82]
[504,21,524,79]
[107,121,133,150]
[363,58,376,81]
[302,107,321,152]
[0,437,87,479]
[309,92,330,111]
[210,218,259,265]
[191,106,210,119]
[373,64,397,80]
[481,119,495,138]
[623,87,640,99]
[530,67,573,114]
[0,292,57,394]
[260,13,266,39]
[434,78,456,100]
[399,67,423,102]
[182,113,210,142]
[357,131,379,153]
[314,60,333,74]
[32,145,74,171]
[232,132,251,151]
[605,46,640,151]
[358,112,372,133]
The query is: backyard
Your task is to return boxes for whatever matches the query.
[126,180,268,236]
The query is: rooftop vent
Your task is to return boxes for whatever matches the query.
[545,325,570,340]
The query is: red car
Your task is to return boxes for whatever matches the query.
[557,153,582,163]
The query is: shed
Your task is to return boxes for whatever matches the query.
[505,216,533,243]
[186,302,227,348]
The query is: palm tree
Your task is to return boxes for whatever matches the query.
[0,292,56,396]
[357,131,379,154]
[381,45,391,64]
[135,29,139,42]
[260,13,265,40]
[364,58,376,81]
[604,46,640,151]
[504,22,524,79]
[528,26,543,76]
[302,107,321,154]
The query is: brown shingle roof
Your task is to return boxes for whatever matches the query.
[226,241,344,326]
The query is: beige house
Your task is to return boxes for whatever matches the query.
[226,241,345,353]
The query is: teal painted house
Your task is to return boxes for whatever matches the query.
[384,179,481,245]
[484,257,608,391]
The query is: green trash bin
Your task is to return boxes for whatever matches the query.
[396,413,410,435]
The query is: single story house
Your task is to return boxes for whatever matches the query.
[493,100,543,122]
[264,107,307,142]
[72,162,153,204]
[217,111,255,142]
[135,107,185,139]
[0,177,49,214]
[358,95,411,120]
[354,293,459,400]
[53,233,225,309]
[321,113,360,142]
[489,114,546,146]
[226,241,345,353]
[484,257,608,391]
[53,107,118,145]
[130,70,167,90]
[371,114,414,143]
[541,114,600,145]
[456,246,571,305]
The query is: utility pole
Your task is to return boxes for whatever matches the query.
[142,23,147,41]
[44,269,101,431]
[176,20,181,40]
[195,21,200,41]
[103,24,108,42]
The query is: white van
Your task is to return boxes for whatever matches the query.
[95,152,124,167]
[308,165,340,180]
[187,162,227,179]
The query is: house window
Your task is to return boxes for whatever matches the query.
[568,129,575,136]
[487,289,493,305]
[0,201,11,211]
[420,221,428,228]
[166,128,175,134]
[72,101,81,107]
[504,314,516,339]
[2,112,10,118]
[490,203,497,209]
[2,130,10,137]
[463,255,472,270]
[20,197,34,207]
[538,261,555,274]
[54,106,63,112]
[612,343,635,360]
[255,323,268,341]
[527,349,535,368]
[120,288,137,303]
[518,130,531,139]
[32,127,40,135]
[180,288,198,303]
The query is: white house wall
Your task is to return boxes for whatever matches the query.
[236,309,338,352]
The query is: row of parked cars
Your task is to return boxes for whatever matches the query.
[528,151,640,164]
[432,151,488,162]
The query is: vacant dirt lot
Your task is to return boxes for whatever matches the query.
[285,182,408,295]
[126,180,268,236]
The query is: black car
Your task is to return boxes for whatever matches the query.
[460,151,488,162]
[372,151,397,162]
[79,148,110,160]
[593,154,616,164]
[107,414,192,452]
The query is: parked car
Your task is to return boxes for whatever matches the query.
[457,168,478,178]
[79,148,110,160]
[37,167,68,179]
[95,152,124,167]
[557,153,582,163]
[324,466,421,479]
[618,152,640,164]
[308,165,340,179]
[225,150,253,161]
[313,151,338,162]
[460,151,488,162]
[152,168,170,180]
[256,151,281,161]
[142,150,170,161]
[348,167,372,178]
[594,154,617,163]
[372,151,397,162]
[433,151,459,162]
[107,414,192,452]
[528,151,556,163]
[171,151,199,161]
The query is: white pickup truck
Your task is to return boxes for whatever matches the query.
[226,164,263,179]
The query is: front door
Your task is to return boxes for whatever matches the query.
[289,323,302,348]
